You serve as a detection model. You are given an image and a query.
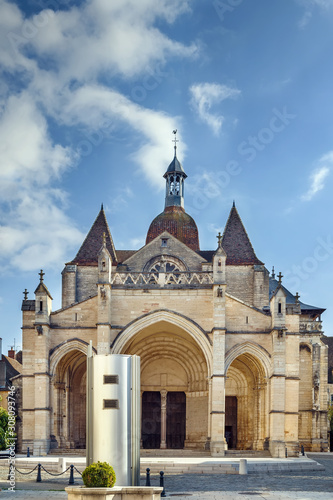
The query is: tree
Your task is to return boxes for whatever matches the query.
[0,406,9,451]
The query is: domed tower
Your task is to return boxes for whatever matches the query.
[146,131,200,251]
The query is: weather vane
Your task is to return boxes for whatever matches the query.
[172,129,178,155]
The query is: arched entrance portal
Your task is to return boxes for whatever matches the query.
[225,349,269,450]
[114,312,212,450]
[51,348,87,450]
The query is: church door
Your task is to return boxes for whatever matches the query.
[142,392,161,449]
[166,392,186,449]
[225,396,237,449]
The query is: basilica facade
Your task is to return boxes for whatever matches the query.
[20,147,328,457]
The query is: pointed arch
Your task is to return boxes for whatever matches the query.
[49,338,96,375]
[225,341,271,377]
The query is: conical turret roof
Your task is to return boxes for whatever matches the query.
[69,206,117,265]
[222,204,263,265]
[163,154,187,177]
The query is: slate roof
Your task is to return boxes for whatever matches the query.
[269,278,325,317]
[116,250,137,263]
[221,204,264,266]
[163,154,187,177]
[197,250,215,262]
[69,207,117,265]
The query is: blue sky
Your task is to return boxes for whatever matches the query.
[1,0,333,354]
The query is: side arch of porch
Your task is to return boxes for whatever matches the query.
[49,339,96,450]
[224,341,272,451]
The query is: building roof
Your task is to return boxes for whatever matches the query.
[0,355,22,389]
[69,206,117,265]
[146,205,200,251]
[163,155,187,177]
[221,204,263,266]
[34,281,53,299]
[116,250,137,264]
[269,278,325,317]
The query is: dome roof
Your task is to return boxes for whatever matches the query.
[146,206,200,251]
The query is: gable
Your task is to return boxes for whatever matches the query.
[122,231,207,272]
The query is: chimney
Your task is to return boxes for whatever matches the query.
[8,347,15,359]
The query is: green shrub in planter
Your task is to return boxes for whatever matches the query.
[82,461,116,488]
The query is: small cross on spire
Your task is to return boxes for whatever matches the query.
[172,129,178,156]
[217,232,223,247]
[277,271,283,285]
[23,289,29,300]
[39,269,45,282]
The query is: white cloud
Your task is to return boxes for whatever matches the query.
[21,0,197,82]
[296,0,333,28]
[130,236,146,248]
[189,83,240,136]
[0,92,75,188]
[0,0,197,272]
[301,152,333,201]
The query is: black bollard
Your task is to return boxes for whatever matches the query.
[68,464,75,485]
[159,471,166,497]
[301,445,305,456]
[36,463,42,482]
[145,467,151,487]
[285,447,288,458]
[27,447,30,457]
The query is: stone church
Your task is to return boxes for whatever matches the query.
[19,144,329,457]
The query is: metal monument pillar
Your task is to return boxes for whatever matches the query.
[87,343,140,486]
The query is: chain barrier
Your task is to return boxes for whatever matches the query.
[14,465,38,475]
[40,464,72,476]
[73,465,83,476]
[8,462,82,484]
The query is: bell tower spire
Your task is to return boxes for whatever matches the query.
[163,130,187,209]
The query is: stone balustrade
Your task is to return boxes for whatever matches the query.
[299,321,322,333]
[111,271,213,288]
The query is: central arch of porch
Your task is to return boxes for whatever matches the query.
[112,310,213,450]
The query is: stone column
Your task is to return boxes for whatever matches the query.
[269,330,286,458]
[54,382,65,448]
[160,389,167,449]
[210,329,227,456]
[210,245,227,457]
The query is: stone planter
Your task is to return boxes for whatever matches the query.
[65,486,163,500]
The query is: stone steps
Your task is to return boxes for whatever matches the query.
[13,455,325,475]
[48,449,86,456]
[225,450,272,458]
[142,463,238,474]
[140,449,210,458]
